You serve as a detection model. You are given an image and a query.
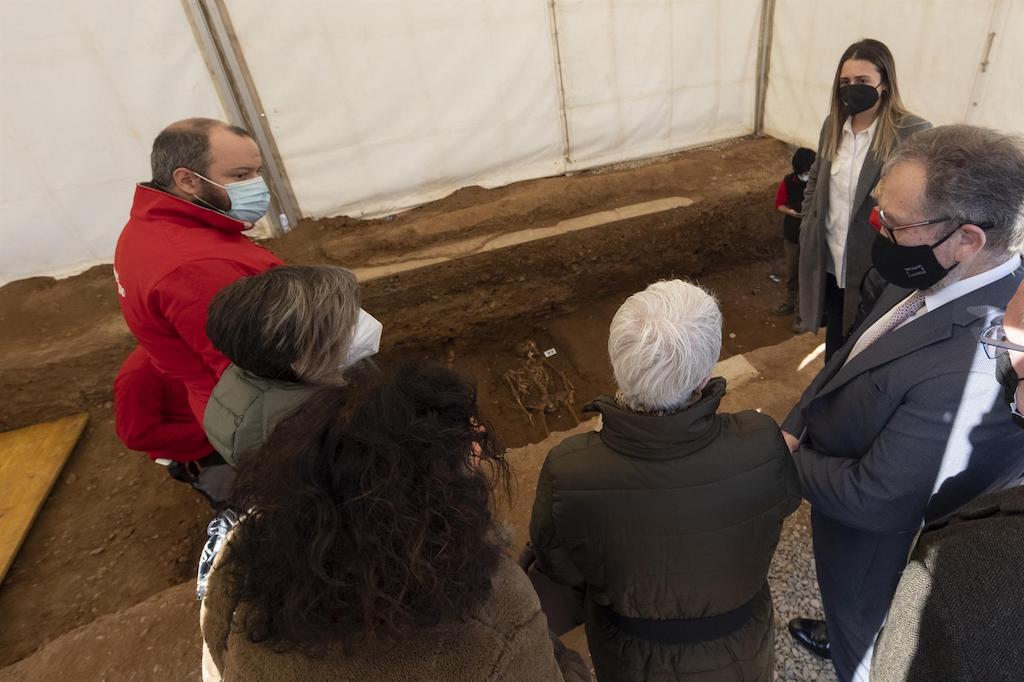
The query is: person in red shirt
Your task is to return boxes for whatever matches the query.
[114,347,232,505]
[773,147,816,331]
[113,118,283,502]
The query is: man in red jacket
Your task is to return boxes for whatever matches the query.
[114,347,233,504]
[114,118,283,501]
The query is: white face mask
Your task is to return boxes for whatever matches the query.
[798,173,810,182]
[341,309,383,368]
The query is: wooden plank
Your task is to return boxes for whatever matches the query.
[0,413,88,582]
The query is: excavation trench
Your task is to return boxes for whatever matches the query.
[0,136,798,666]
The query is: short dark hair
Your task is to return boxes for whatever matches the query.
[150,118,251,188]
[223,361,511,652]
[792,147,816,174]
[207,265,361,384]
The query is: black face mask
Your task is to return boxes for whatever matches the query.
[870,228,960,289]
[839,83,880,114]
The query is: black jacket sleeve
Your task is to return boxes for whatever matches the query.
[529,453,586,588]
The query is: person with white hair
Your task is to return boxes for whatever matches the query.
[528,279,801,682]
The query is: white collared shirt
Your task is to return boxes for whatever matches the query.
[857,255,1022,346]
[826,117,878,287]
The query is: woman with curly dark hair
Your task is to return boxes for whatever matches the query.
[200,361,589,681]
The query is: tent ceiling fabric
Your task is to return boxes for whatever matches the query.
[222,0,567,219]
[965,0,1024,130]
[763,0,1023,149]
[0,0,226,286]
[555,0,761,170]
[1,0,1022,285]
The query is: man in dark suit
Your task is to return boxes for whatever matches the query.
[870,278,1024,681]
[781,125,1024,682]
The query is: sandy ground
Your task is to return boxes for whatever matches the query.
[0,136,833,678]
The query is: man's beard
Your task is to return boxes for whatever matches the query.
[193,184,230,213]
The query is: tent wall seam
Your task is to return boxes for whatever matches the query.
[547,0,573,168]
[965,0,1007,124]
[754,0,776,136]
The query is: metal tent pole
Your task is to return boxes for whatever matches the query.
[181,0,301,236]
[547,0,572,170]
[753,0,777,136]
[964,0,1009,124]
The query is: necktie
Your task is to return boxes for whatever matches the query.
[846,291,926,362]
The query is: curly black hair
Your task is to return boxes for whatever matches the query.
[222,361,511,653]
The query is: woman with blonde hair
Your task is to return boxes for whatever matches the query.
[797,38,930,359]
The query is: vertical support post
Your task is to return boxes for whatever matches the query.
[547,0,572,169]
[180,0,301,236]
[753,0,776,136]
[964,0,1009,124]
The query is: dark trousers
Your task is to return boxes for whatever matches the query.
[784,239,800,308]
[166,452,235,508]
[824,273,847,362]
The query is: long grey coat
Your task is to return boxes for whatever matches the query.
[798,114,931,334]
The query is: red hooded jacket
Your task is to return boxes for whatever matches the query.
[114,346,212,462]
[114,184,282,424]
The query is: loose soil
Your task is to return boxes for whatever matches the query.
[0,136,800,670]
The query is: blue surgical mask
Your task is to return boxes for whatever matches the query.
[193,172,271,224]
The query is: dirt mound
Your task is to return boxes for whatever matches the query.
[0,582,201,682]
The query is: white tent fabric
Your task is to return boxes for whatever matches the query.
[0,0,226,286]
[223,0,567,219]
[965,1,1024,130]
[2,1,1022,285]
[556,0,761,170]
[763,0,1024,150]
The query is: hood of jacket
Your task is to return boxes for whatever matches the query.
[203,364,319,468]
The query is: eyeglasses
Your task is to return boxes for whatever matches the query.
[869,206,950,242]
[978,321,1024,359]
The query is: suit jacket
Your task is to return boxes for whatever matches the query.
[782,264,1024,681]
[872,485,1024,681]
[798,115,932,334]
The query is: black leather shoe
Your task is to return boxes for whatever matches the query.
[788,617,831,659]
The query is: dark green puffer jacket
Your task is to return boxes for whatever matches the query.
[203,364,319,468]
[530,378,801,682]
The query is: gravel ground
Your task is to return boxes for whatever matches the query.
[770,503,837,681]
